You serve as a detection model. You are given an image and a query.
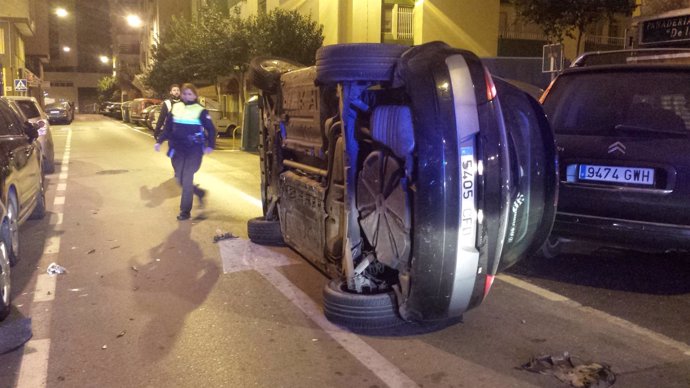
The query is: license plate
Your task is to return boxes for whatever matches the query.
[50,111,60,114]
[578,164,655,185]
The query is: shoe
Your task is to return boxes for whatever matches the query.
[195,186,206,208]
[176,212,190,221]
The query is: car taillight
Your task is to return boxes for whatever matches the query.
[484,67,497,101]
[484,274,495,297]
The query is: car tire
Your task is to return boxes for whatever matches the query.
[538,235,562,259]
[315,43,409,84]
[323,279,405,330]
[43,158,55,174]
[5,194,19,266]
[0,238,10,321]
[30,177,46,220]
[247,217,285,246]
[249,57,304,94]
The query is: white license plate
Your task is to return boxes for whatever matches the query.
[578,164,655,185]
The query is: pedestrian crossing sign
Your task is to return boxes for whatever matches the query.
[14,79,28,92]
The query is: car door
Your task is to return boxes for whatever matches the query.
[0,101,40,218]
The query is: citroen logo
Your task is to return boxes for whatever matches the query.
[608,141,626,155]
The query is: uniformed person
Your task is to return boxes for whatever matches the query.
[154,83,216,220]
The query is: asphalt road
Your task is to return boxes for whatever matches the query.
[0,114,688,387]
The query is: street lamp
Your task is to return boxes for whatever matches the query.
[55,8,68,17]
[126,14,142,28]
[99,55,109,64]
[62,46,71,52]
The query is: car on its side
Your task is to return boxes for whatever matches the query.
[45,101,74,124]
[247,42,557,330]
[540,48,690,256]
[129,98,161,126]
[4,96,56,173]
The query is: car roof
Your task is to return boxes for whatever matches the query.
[3,96,39,103]
[570,48,690,68]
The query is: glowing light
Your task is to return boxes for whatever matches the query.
[126,14,142,28]
[99,55,109,64]
[55,8,68,17]
[62,46,71,52]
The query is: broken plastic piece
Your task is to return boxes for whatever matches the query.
[213,232,237,243]
[47,263,67,275]
[521,352,615,388]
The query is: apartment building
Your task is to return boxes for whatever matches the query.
[0,0,43,99]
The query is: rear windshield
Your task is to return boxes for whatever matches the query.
[543,69,690,137]
[14,100,40,119]
[46,102,68,110]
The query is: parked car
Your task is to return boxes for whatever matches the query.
[105,102,122,119]
[0,98,46,264]
[98,101,113,115]
[0,200,10,321]
[129,98,161,126]
[45,101,74,124]
[247,42,558,330]
[540,48,690,256]
[142,104,160,131]
[198,96,240,137]
[121,100,132,122]
[4,96,56,173]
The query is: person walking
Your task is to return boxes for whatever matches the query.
[154,83,216,220]
[153,84,181,139]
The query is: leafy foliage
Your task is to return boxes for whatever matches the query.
[245,9,324,66]
[144,5,323,94]
[512,0,636,44]
[96,75,120,102]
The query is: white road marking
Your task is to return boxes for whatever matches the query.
[56,183,66,192]
[219,238,418,388]
[17,129,71,388]
[33,274,56,302]
[498,274,690,356]
[16,339,50,388]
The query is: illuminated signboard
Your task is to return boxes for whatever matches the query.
[641,14,690,45]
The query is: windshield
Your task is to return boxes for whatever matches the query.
[543,69,690,136]
[14,100,41,119]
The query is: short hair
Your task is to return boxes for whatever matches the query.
[180,83,197,96]
[169,84,180,90]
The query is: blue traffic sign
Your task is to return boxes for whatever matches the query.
[14,79,28,91]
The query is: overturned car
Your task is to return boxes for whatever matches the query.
[247,42,558,329]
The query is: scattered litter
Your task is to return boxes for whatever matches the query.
[0,318,32,355]
[131,266,138,272]
[87,249,96,254]
[520,352,615,388]
[110,246,120,250]
[155,259,160,262]
[213,229,237,243]
[116,330,126,338]
[69,288,82,292]
[133,286,139,291]
[311,338,319,342]
[47,263,67,275]
[47,291,51,296]
[101,345,107,350]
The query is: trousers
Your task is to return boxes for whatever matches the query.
[171,148,204,214]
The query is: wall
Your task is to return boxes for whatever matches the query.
[415,0,499,56]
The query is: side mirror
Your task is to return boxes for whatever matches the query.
[24,121,39,141]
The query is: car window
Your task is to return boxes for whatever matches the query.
[14,100,41,119]
[0,102,24,135]
[543,69,690,137]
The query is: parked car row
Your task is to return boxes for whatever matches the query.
[0,97,48,321]
[539,48,690,257]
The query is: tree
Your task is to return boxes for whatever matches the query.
[512,0,636,54]
[245,9,324,66]
[96,75,120,102]
[144,5,250,95]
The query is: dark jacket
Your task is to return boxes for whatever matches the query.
[156,100,216,152]
[153,97,180,138]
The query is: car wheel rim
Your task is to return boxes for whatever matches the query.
[0,242,10,307]
[8,201,18,256]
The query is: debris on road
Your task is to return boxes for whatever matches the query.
[87,249,96,254]
[116,330,126,338]
[520,352,616,388]
[0,318,32,355]
[47,262,67,275]
[101,344,107,350]
[110,245,120,250]
[131,266,138,272]
[213,229,237,243]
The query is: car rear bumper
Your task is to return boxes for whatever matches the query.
[552,212,690,250]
